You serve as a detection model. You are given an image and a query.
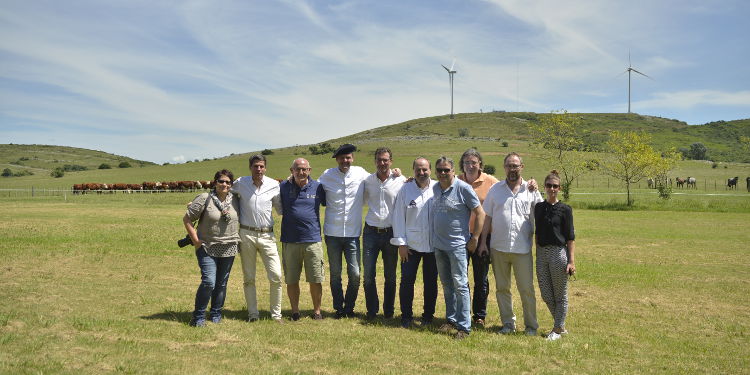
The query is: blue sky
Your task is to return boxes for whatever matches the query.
[1,0,748,163]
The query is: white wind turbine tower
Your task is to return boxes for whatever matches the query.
[622,53,651,113]
[442,59,457,119]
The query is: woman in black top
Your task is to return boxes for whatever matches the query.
[534,170,576,341]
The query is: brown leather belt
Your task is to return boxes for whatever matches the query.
[240,224,273,233]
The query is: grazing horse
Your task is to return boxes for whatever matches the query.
[727,177,738,190]
[675,177,685,188]
[687,177,696,189]
[647,178,655,189]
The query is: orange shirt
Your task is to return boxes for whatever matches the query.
[458,172,499,231]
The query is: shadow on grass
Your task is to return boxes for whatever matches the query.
[140,308,257,324]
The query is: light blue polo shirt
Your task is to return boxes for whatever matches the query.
[431,177,480,250]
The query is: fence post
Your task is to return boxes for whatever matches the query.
[31,186,35,197]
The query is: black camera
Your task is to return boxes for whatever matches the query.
[177,235,193,248]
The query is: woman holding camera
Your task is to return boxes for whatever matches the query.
[534,170,576,341]
[183,169,240,327]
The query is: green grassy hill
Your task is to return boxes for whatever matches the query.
[0,144,156,175]
[1,112,748,191]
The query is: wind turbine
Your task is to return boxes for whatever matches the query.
[441,59,457,119]
[622,53,651,113]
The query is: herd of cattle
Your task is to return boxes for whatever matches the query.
[642,176,749,191]
[72,180,215,194]
[74,176,750,194]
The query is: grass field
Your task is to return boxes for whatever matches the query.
[1,194,748,374]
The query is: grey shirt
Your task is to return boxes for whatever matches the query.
[186,192,240,247]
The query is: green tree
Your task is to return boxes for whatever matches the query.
[118,161,132,168]
[654,149,682,199]
[50,168,65,178]
[689,142,707,160]
[601,131,676,206]
[261,148,274,155]
[99,163,111,169]
[527,110,596,200]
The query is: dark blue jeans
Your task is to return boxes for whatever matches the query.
[362,225,399,317]
[325,235,361,315]
[193,246,235,322]
[399,249,438,322]
[468,234,491,320]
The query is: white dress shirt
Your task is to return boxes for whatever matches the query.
[318,165,370,237]
[482,179,542,254]
[231,175,282,228]
[390,180,436,253]
[364,171,407,228]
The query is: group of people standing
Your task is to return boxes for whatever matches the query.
[182,144,576,341]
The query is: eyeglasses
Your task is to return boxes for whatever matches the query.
[545,183,560,189]
[216,180,232,185]
[293,168,311,172]
[436,168,452,174]
[505,164,522,170]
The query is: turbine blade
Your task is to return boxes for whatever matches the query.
[442,64,450,72]
[616,70,628,78]
[631,68,652,79]
[450,58,456,71]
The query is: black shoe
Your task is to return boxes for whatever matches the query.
[345,311,356,318]
[189,318,206,327]
[292,312,301,321]
[384,312,394,319]
[334,311,345,319]
[365,312,377,320]
[420,316,434,325]
[400,319,412,329]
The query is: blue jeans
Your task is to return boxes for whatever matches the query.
[325,235,361,315]
[399,249,438,322]
[468,234,491,320]
[362,225,399,317]
[435,246,471,333]
[193,246,235,322]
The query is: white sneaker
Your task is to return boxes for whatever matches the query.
[498,324,515,335]
[546,331,562,341]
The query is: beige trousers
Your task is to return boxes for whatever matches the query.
[239,228,283,320]
[490,250,538,330]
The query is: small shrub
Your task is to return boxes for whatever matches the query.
[99,163,111,169]
[261,149,274,155]
[118,161,132,168]
[1,168,11,177]
[63,164,87,172]
[711,162,718,169]
[13,170,33,177]
[50,168,65,178]
[162,162,170,166]
[458,128,469,137]
[483,164,496,175]
[501,141,509,147]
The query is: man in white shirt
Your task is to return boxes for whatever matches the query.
[478,152,543,336]
[232,154,283,323]
[390,157,438,328]
[362,147,407,320]
[317,144,370,318]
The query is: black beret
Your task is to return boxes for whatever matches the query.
[332,143,356,158]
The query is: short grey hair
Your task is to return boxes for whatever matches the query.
[435,155,454,169]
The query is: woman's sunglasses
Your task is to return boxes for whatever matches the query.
[545,183,560,189]
[216,180,232,185]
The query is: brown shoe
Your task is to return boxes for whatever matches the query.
[312,313,324,320]
[474,318,485,327]
[454,331,470,340]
